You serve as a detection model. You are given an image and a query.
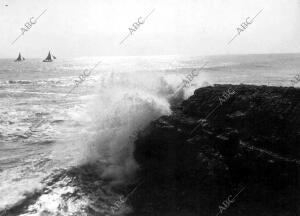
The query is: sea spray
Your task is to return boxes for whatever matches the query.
[53,71,172,185]
[87,74,172,184]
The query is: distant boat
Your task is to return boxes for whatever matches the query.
[15,52,25,62]
[43,51,56,62]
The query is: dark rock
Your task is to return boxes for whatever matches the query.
[132,84,300,216]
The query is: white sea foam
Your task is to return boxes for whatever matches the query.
[52,70,177,185]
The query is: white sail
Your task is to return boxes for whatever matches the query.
[15,53,25,62]
[43,51,56,62]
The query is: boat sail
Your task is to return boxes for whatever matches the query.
[43,51,56,62]
[15,52,25,62]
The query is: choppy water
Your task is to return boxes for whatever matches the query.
[0,54,299,215]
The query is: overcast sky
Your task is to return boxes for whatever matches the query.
[0,0,299,58]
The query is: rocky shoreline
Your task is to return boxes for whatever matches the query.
[131,84,299,216]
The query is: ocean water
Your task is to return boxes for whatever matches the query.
[0,53,299,215]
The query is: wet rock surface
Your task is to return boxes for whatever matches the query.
[131,84,300,216]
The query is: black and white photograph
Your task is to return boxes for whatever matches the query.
[0,0,299,215]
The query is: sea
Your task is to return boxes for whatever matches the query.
[0,53,299,215]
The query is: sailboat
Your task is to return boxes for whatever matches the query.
[43,51,56,62]
[15,52,25,62]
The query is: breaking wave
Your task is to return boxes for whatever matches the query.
[0,63,210,215]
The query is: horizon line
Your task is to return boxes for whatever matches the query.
[1,51,300,59]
